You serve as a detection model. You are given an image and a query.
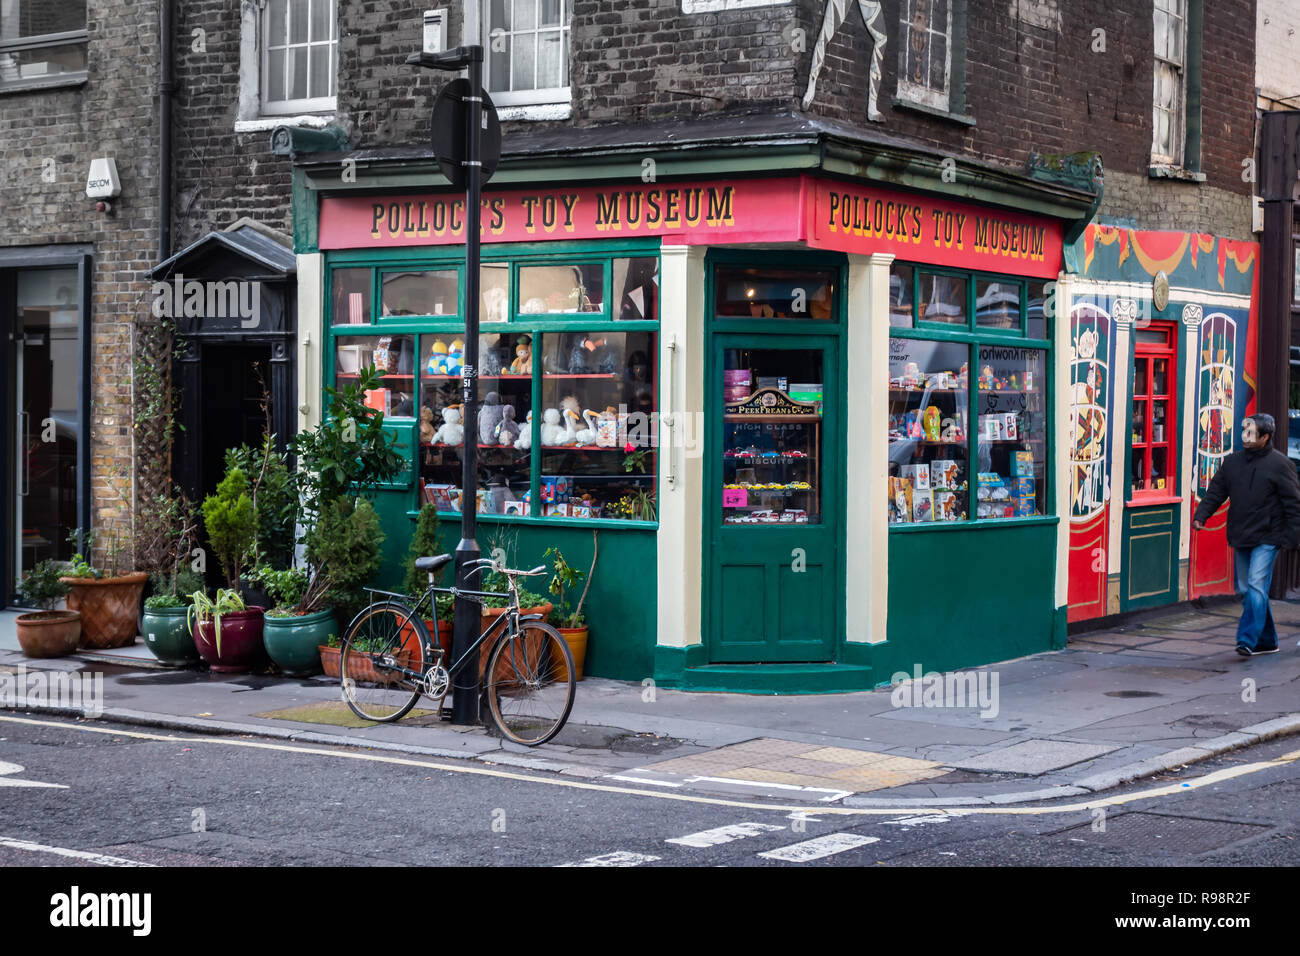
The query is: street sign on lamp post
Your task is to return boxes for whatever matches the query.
[408,45,499,727]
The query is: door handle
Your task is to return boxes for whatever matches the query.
[18,410,30,496]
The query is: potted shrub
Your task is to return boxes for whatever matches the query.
[545,534,598,681]
[202,463,257,590]
[258,566,332,677]
[141,573,204,666]
[60,523,148,649]
[226,432,297,606]
[139,493,203,666]
[188,588,267,673]
[15,560,81,658]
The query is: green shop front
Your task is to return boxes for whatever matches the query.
[289,130,1096,692]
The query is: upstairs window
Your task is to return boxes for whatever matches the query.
[1151,0,1186,166]
[483,0,570,107]
[262,0,337,115]
[0,0,88,90]
[897,0,951,112]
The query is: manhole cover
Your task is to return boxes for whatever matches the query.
[1055,813,1268,854]
[1104,690,1163,698]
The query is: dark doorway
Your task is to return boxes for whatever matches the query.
[197,345,272,502]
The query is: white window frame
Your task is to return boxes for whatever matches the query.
[896,0,952,112]
[259,0,338,117]
[1151,0,1187,167]
[473,0,571,109]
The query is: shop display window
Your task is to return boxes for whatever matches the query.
[888,339,968,523]
[418,331,533,517]
[889,264,914,328]
[919,272,966,325]
[723,348,823,524]
[975,345,1046,518]
[333,334,416,417]
[481,262,510,322]
[713,267,837,320]
[1132,325,1177,496]
[1026,280,1047,339]
[381,269,457,318]
[331,268,371,326]
[519,262,604,315]
[539,330,657,521]
[975,280,1021,331]
[613,256,659,321]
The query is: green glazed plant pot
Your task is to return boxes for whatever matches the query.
[262,608,336,677]
[141,606,200,666]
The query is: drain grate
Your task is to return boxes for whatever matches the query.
[1054,812,1269,854]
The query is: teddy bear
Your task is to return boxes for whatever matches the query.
[430,406,463,445]
[419,405,436,444]
[509,337,532,375]
[478,391,504,446]
[495,405,521,446]
[514,409,532,451]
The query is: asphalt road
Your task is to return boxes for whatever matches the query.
[1,713,1297,869]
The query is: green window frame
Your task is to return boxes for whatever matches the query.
[324,239,662,530]
[887,261,1054,531]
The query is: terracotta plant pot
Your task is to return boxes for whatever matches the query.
[553,626,588,682]
[62,572,147,649]
[319,644,415,684]
[263,608,336,676]
[192,607,268,674]
[478,603,553,683]
[15,610,82,658]
[141,605,200,666]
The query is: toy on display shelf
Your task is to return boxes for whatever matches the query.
[889,476,914,523]
[979,365,995,389]
[429,406,464,446]
[509,335,533,375]
[495,405,521,446]
[922,405,942,441]
[514,409,533,451]
[426,339,449,374]
[573,407,600,447]
[595,406,619,447]
[419,406,436,444]
[445,339,464,376]
[478,391,505,446]
[540,407,573,446]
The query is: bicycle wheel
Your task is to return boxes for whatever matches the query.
[339,601,427,722]
[485,620,575,746]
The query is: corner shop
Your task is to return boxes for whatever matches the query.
[287,124,1109,691]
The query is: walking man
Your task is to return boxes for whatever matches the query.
[1192,413,1300,656]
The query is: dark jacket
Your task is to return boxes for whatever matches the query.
[1193,445,1300,549]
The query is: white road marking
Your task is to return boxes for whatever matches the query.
[0,760,66,789]
[0,837,154,867]
[559,851,660,867]
[880,814,951,829]
[606,774,683,788]
[1,715,1296,818]
[666,822,785,848]
[683,775,854,802]
[757,833,879,862]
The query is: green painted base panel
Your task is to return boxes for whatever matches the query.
[660,662,876,695]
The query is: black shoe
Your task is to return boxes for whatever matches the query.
[1236,644,1253,657]
[1254,645,1280,655]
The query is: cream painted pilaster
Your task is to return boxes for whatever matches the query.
[1179,304,1203,564]
[1107,298,1137,573]
[1053,273,1079,612]
[846,253,892,643]
[296,252,323,433]
[656,245,707,651]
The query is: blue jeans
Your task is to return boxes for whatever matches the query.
[1234,544,1279,651]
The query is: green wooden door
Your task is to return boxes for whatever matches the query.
[706,334,841,662]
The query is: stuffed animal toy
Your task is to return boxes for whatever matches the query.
[495,405,521,446]
[427,339,449,374]
[445,339,464,376]
[419,405,436,444]
[478,391,504,446]
[481,347,503,376]
[509,338,532,375]
[574,408,599,446]
[430,406,463,445]
[514,409,532,451]
[539,408,565,447]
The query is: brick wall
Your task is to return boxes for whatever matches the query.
[0,0,162,554]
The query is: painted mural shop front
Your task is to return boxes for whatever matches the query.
[315,173,1068,683]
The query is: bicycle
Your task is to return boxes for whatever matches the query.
[337,554,576,746]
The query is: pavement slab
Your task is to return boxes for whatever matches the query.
[951,739,1121,774]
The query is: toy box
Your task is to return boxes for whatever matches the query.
[1010,450,1035,478]
[540,475,572,503]
[930,459,959,489]
[901,463,931,492]
[1011,476,1035,496]
[889,476,914,523]
[932,490,960,521]
[912,489,933,523]
[1003,414,1018,440]
[1013,495,1037,517]
[979,414,1003,441]
[544,503,570,517]
[502,499,527,516]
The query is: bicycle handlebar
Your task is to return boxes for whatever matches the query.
[465,557,547,578]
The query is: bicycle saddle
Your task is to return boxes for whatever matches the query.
[414,553,454,572]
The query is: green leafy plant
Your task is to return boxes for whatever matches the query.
[202,465,257,588]
[289,365,406,525]
[402,503,443,598]
[226,432,297,568]
[622,443,651,474]
[148,569,205,605]
[65,523,135,579]
[303,497,386,618]
[187,587,247,658]
[144,591,189,610]
[253,566,310,615]
[545,533,597,629]
[63,551,98,579]
[17,560,70,610]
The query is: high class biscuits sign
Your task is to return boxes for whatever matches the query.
[810,180,1064,279]
[317,179,798,249]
